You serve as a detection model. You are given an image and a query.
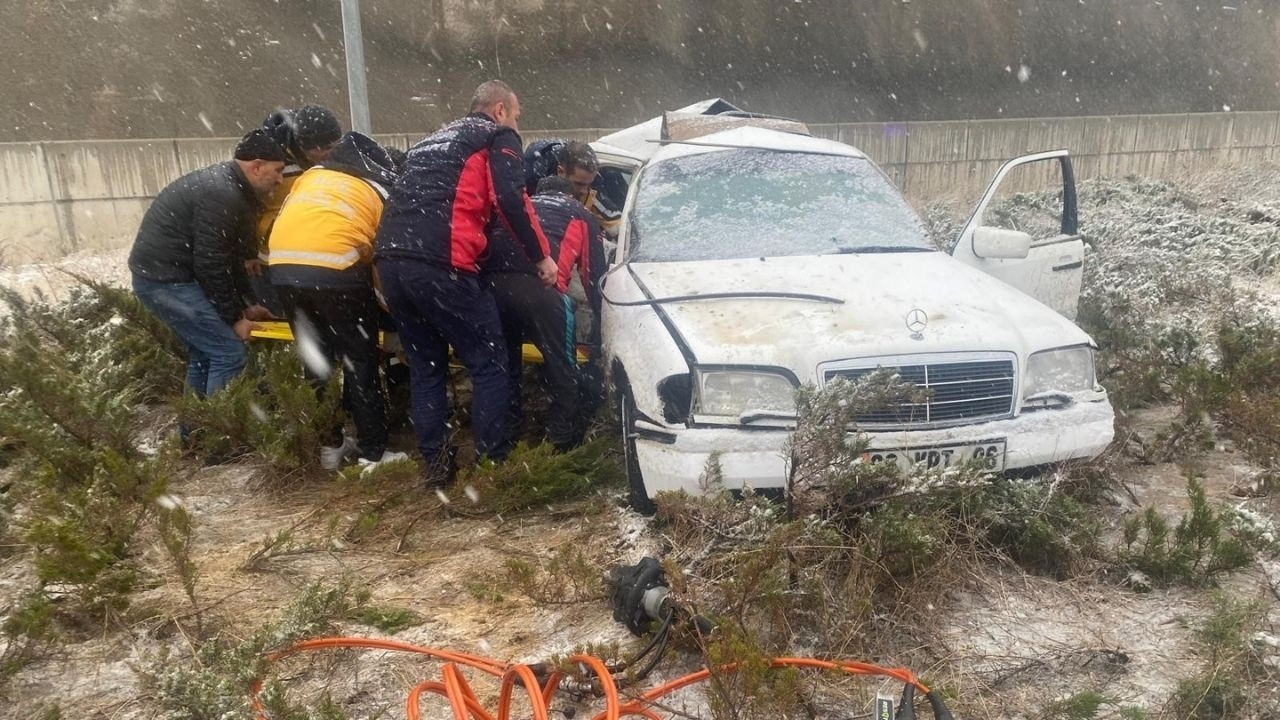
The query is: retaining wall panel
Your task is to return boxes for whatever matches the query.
[1228,148,1272,166]
[1068,155,1103,183]
[965,119,1030,161]
[881,163,908,190]
[835,122,909,167]
[1130,151,1182,179]
[1079,116,1140,155]
[1179,147,1229,169]
[0,144,53,203]
[42,141,178,201]
[1026,117,1087,154]
[908,162,982,200]
[808,123,840,141]
[173,138,235,174]
[1185,114,1233,150]
[0,204,63,262]
[63,198,149,255]
[906,121,969,164]
[1228,111,1277,149]
[1132,114,1188,152]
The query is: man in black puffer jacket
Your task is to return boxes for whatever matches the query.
[129,129,284,398]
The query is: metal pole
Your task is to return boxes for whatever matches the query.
[340,0,372,134]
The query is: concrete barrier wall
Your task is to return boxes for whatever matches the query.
[807,110,1280,202]
[2,112,1276,265]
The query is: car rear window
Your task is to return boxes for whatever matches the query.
[629,148,933,262]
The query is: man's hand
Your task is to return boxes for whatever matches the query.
[232,318,259,341]
[243,304,275,321]
[245,259,264,276]
[535,257,558,287]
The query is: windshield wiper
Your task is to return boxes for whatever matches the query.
[603,290,845,307]
[738,409,798,425]
[829,245,935,254]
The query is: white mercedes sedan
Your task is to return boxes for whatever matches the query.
[591,113,1115,511]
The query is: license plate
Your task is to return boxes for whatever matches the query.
[862,439,1007,473]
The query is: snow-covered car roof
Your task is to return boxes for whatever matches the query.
[645,126,868,165]
[593,98,749,162]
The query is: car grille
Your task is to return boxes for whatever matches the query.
[822,356,1016,428]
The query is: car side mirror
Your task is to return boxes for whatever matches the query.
[972,226,1032,259]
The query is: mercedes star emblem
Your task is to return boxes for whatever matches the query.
[905,308,928,336]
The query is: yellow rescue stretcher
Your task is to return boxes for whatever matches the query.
[250,321,589,365]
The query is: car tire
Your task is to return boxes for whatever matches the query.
[619,388,657,516]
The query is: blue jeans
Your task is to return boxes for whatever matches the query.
[377,259,511,460]
[132,274,247,397]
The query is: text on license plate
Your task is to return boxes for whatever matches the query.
[862,439,1007,472]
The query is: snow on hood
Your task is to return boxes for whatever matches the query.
[645,126,865,164]
[629,253,1092,378]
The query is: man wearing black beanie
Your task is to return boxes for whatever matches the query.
[129,129,285,404]
[247,105,344,313]
[254,105,342,256]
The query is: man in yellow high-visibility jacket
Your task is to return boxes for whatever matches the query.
[268,131,407,470]
[247,105,343,314]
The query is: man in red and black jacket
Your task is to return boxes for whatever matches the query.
[483,175,607,452]
[375,80,555,484]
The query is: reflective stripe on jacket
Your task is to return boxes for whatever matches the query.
[254,165,304,259]
[268,167,386,272]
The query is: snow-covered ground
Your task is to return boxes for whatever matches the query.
[0,248,130,315]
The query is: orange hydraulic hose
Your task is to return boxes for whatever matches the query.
[569,654,622,720]
[443,663,482,720]
[604,658,930,720]
[497,664,551,720]
[266,637,505,675]
[252,636,935,720]
[407,680,495,720]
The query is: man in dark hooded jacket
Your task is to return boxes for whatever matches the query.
[256,105,344,250]
[374,80,555,484]
[483,175,607,451]
[129,129,284,398]
[522,140,622,238]
[269,131,408,470]
[248,105,343,312]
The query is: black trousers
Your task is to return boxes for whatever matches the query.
[486,272,582,449]
[378,260,513,460]
[276,284,388,460]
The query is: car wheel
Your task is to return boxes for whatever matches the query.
[619,388,656,516]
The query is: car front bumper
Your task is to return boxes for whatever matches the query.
[633,399,1115,499]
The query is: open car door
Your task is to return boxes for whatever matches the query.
[951,150,1084,319]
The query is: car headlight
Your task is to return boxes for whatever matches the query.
[1024,346,1097,400]
[695,369,797,418]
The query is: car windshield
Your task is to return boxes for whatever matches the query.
[629,148,934,262]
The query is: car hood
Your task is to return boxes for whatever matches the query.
[628,253,1091,378]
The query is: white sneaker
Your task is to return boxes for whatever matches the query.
[320,435,359,470]
[357,450,410,475]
